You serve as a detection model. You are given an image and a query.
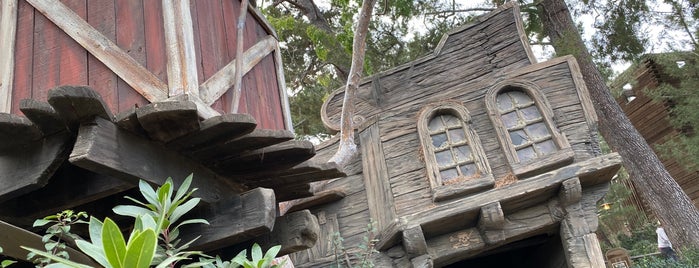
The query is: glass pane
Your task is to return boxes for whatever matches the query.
[496,93,514,112]
[440,168,458,182]
[431,133,447,148]
[535,140,557,156]
[460,164,478,177]
[516,146,537,163]
[448,128,467,143]
[501,112,520,129]
[509,91,533,107]
[428,117,444,132]
[435,150,454,168]
[509,130,529,146]
[520,106,541,121]
[443,114,460,127]
[525,122,550,140]
[454,145,472,162]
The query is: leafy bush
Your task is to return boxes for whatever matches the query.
[633,248,699,268]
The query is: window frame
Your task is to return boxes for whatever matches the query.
[418,101,494,202]
[485,80,574,177]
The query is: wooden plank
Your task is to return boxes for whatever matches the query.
[10,0,34,115]
[26,0,168,101]
[69,117,245,203]
[257,210,320,256]
[58,0,88,86]
[135,100,200,143]
[31,1,60,102]
[193,0,227,110]
[167,113,257,152]
[19,99,68,136]
[403,225,428,259]
[188,129,294,162]
[115,0,148,113]
[284,189,347,214]
[0,220,99,266]
[0,0,18,113]
[0,113,42,150]
[359,122,396,231]
[87,0,118,112]
[47,85,114,131]
[164,93,221,119]
[275,183,313,202]
[274,42,294,130]
[200,35,277,105]
[114,106,145,135]
[162,0,199,97]
[184,188,276,251]
[214,140,315,176]
[143,0,167,82]
[243,160,346,188]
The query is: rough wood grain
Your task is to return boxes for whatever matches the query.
[258,209,320,256]
[284,189,347,214]
[0,0,18,113]
[184,187,276,251]
[233,157,345,184]
[69,117,245,203]
[403,225,428,259]
[359,122,397,231]
[0,113,42,150]
[275,183,313,202]
[274,41,294,130]
[19,99,68,136]
[167,113,257,151]
[214,140,315,176]
[26,0,168,101]
[188,129,294,162]
[135,100,200,143]
[47,85,114,131]
[162,0,198,97]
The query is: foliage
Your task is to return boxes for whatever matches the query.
[14,175,282,268]
[0,247,17,268]
[330,220,378,268]
[634,247,699,268]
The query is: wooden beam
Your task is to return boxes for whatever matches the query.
[162,0,199,97]
[200,35,277,105]
[275,183,313,202]
[411,254,434,268]
[188,129,295,163]
[0,113,42,150]
[359,122,396,231]
[19,99,68,136]
[403,225,428,259]
[274,40,294,131]
[284,189,346,214]
[135,100,200,143]
[235,158,346,186]
[184,188,276,252]
[0,220,99,266]
[69,117,246,203]
[257,210,320,256]
[0,0,18,113]
[167,113,257,152]
[477,201,505,244]
[47,86,114,131]
[214,140,315,176]
[26,0,168,101]
[165,93,221,119]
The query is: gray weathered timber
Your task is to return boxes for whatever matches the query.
[239,159,346,187]
[0,113,42,150]
[258,210,320,256]
[359,121,397,231]
[284,189,347,214]
[47,85,114,131]
[167,113,257,152]
[19,99,68,136]
[188,129,295,162]
[184,188,276,252]
[214,140,315,176]
[136,100,200,143]
[275,183,313,202]
[69,117,245,203]
[115,106,146,136]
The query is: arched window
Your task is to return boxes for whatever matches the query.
[486,80,573,177]
[418,102,493,202]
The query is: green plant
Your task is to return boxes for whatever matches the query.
[633,247,699,268]
[200,244,283,268]
[1,247,17,268]
[330,220,378,268]
[29,210,88,266]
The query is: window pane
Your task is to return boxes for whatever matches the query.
[448,128,467,143]
[535,140,557,155]
[460,164,478,177]
[509,130,529,146]
[431,133,447,148]
[435,150,454,167]
[428,117,444,132]
[496,93,514,111]
[454,145,472,162]
[525,122,550,140]
[520,106,541,121]
[509,91,533,107]
[501,112,520,129]
[443,114,460,128]
[440,168,458,182]
[516,146,537,163]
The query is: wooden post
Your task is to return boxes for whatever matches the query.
[162,0,199,97]
[359,121,396,231]
[558,177,606,267]
[0,0,18,113]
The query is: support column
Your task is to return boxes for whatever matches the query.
[558,177,605,267]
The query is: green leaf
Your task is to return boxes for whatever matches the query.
[138,180,160,208]
[157,180,172,204]
[88,217,104,247]
[174,219,209,230]
[251,243,263,262]
[170,198,200,223]
[1,260,16,267]
[174,174,194,202]
[75,240,110,268]
[102,218,127,268]
[123,229,157,268]
[263,245,281,261]
[20,247,92,268]
[113,205,153,219]
[33,219,53,227]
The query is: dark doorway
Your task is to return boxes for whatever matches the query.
[445,234,566,268]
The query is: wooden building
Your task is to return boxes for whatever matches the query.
[0,0,343,264]
[613,55,699,208]
[285,3,621,267]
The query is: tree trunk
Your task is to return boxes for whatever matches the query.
[538,0,699,250]
[329,0,377,166]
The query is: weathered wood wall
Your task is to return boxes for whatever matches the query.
[6,0,285,129]
[616,60,699,207]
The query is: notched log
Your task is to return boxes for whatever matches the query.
[19,99,68,136]
[258,210,320,256]
[47,85,114,131]
[136,100,200,143]
[403,225,428,259]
